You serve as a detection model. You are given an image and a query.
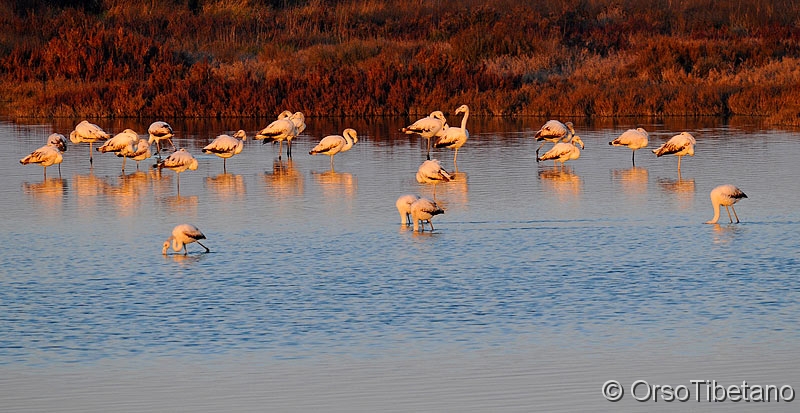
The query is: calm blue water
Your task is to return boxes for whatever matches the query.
[1,117,798,411]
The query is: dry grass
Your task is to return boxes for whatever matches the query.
[0,0,799,124]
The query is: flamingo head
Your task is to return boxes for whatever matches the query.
[572,136,585,149]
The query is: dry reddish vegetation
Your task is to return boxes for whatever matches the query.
[1,0,799,124]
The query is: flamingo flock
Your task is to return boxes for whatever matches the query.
[19,109,751,254]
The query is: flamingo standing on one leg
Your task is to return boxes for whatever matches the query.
[396,194,420,226]
[69,120,110,165]
[653,132,696,172]
[158,148,199,193]
[410,197,445,232]
[433,104,470,171]
[97,129,139,171]
[148,121,176,157]
[705,184,748,224]
[416,159,452,198]
[162,223,210,255]
[308,128,358,171]
[402,111,448,160]
[287,111,306,158]
[609,128,649,166]
[202,130,247,172]
[534,120,575,160]
[45,133,68,175]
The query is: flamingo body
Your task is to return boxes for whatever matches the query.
[653,132,696,171]
[609,128,649,165]
[706,184,748,224]
[69,120,110,164]
[309,128,358,169]
[433,105,470,170]
[396,194,420,225]
[416,159,452,184]
[20,145,63,177]
[537,136,585,165]
[117,138,152,169]
[202,130,246,171]
[148,121,176,155]
[162,223,210,255]
[410,197,445,232]
[402,111,448,160]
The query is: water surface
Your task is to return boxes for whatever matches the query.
[1,117,798,411]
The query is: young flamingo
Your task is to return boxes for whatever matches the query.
[705,184,748,224]
[162,224,210,255]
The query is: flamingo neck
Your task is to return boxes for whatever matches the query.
[172,238,184,252]
[460,110,469,130]
[707,203,721,224]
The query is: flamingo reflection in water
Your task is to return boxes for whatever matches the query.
[205,173,246,201]
[264,159,304,198]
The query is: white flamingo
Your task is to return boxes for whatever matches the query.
[20,145,63,178]
[309,128,358,170]
[159,148,199,192]
[706,184,748,224]
[202,130,247,172]
[534,120,575,159]
[416,159,452,198]
[396,194,420,225]
[117,138,152,170]
[256,112,298,159]
[653,132,696,172]
[162,223,210,255]
[148,121,176,156]
[47,133,68,153]
[69,120,110,165]
[537,135,585,167]
[433,104,470,171]
[609,127,649,166]
[289,112,306,155]
[402,111,449,160]
[97,129,139,171]
[410,197,445,232]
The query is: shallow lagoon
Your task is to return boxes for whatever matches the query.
[1,117,798,411]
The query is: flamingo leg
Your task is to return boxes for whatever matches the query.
[223,158,227,173]
[196,241,210,253]
[631,150,636,167]
[43,166,47,179]
[724,205,733,223]
[122,156,126,172]
[428,220,435,232]
[426,138,431,160]
[288,140,292,158]
[278,141,283,160]
[453,149,459,172]
[330,155,334,171]
[677,155,682,173]
[176,173,181,194]
[168,138,176,152]
[731,206,741,223]
[89,143,94,164]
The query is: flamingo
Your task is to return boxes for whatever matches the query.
[202,130,247,172]
[117,138,152,170]
[534,120,575,159]
[308,128,358,170]
[706,184,748,224]
[20,145,63,178]
[162,223,210,255]
[653,132,696,172]
[256,112,298,159]
[410,197,445,232]
[287,111,306,157]
[402,111,449,160]
[416,159,452,198]
[97,129,139,171]
[396,194,420,225]
[609,127,649,166]
[537,135,585,167]
[433,104,470,171]
[158,148,198,192]
[69,120,110,164]
[148,121,176,157]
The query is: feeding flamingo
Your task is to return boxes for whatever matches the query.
[410,197,445,232]
[705,184,748,224]
[396,194,420,225]
[162,223,210,255]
